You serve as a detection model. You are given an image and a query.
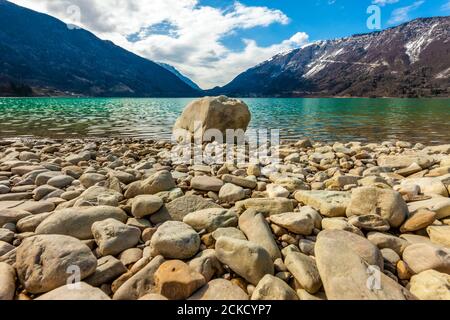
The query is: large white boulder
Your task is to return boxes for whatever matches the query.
[173,96,251,135]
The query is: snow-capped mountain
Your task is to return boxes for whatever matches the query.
[209,17,450,97]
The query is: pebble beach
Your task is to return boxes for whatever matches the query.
[0,97,449,301]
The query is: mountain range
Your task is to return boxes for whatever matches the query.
[209,16,450,98]
[0,0,448,98]
[0,0,199,97]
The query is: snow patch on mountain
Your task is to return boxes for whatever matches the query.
[405,22,439,64]
[435,67,450,79]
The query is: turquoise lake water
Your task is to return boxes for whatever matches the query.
[0,98,449,144]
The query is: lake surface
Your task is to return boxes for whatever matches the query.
[0,98,449,144]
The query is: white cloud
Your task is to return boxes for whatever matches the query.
[9,0,307,89]
[388,0,424,25]
[442,1,450,11]
[372,0,400,6]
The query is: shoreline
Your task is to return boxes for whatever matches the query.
[0,137,449,300]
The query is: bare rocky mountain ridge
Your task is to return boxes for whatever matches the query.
[209,16,450,98]
[0,0,199,97]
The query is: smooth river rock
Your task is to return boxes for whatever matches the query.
[346,187,408,228]
[15,235,97,294]
[315,231,415,300]
[215,237,274,285]
[150,221,200,259]
[183,208,238,233]
[239,209,281,260]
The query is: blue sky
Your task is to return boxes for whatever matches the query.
[213,0,450,50]
[10,0,450,88]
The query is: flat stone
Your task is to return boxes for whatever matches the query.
[272,176,309,193]
[150,221,200,259]
[377,154,434,169]
[15,235,97,294]
[269,212,315,235]
[61,165,84,179]
[212,227,247,241]
[113,255,165,300]
[36,282,110,300]
[285,252,322,294]
[401,178,448,197]
[154,260,206,300]
[315,231,415,300]
[402,243,450,274]
[183,208,238,233]
[0,192,33,201]
[0,240,15,256]
[400,234,434,245]
[0,208,31,226]
[408,197,450,220]
[235,198,294,216]
[119,248,143,266]
[222,174,257,189]
[396,163,423,177]
[348,214,391,232]
[92,219,141,257]
[80,173,107,188]
[66,151,92,165]
[427,225,450,247]
[85,256,127,287]
[191,176,224,192]
[239,209,281,260]
[325,175,359,189]
[11,165,45,176]
[0,228,14,243]
[124,170,175,198]
[381,248,401,266]
[131,195,164,218]
[189,279,249,300]
[165,195,222,221]
[47,175,75,188]
[346,187,407,228]
[266,184,290,198]
[295,190,350,217]
[251,275,298,300]
[15,200,55,214]
[400,209,437,233]
[36,206,128,240]
[16,212,53,233]
[127,217,151,231]
[0,262,16,300]
[215,237,274,285]
[75,186,124,205]
[409,270,450,300]
[321,218,364,236]
[0,185,10,194]
[317,230,384,269]
[33,185,61,201]
[428,166,450,177]
[219,183,246,203]
[188,249,223,282]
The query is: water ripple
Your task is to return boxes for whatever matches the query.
[0,97,448,144]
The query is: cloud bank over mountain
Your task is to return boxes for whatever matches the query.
[10,0,308,89]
